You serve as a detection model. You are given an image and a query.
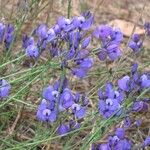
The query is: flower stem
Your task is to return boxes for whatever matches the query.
[67,0,72,19]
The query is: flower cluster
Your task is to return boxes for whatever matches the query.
[36,78,89,134]
[118,63,150,92]
[57,120,80,135]
[93,25,123,61]
[98,63,150,119]
[0,22,15,50]
[128,34,143,53]
[0,79,11,99]
[92,117,150,150]
[122,117,150,149]
[118,63,150,115]
[23,35,39,58]
[98,82,124,118]
[96,63,150,149]
[70,49,94,78]
[23,12,94,78]
[92,128,132,150]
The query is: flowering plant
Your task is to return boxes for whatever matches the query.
[0,1,150,149]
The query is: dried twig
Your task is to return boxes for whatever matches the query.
[7,107,22,136]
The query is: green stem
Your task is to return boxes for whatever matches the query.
[0,54,25,69]
[67,0,72,19]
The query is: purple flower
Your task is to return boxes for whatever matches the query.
[118,75,130,92]
[72,68,87,78]
[132,34,140,43]
[94,25,122,61]
[74,92,81,103]
[118,64,150,93]
[22,35,34,49]
[135,119,142,127]
[4,24,15,49]
[98,98,120,118]
[115,128,125,140]
[105,82,115,99]
[98,143,111,150]
[57,17,71,30]
[37,38,47,50]
[57,120,81,136]
[93,121,132,150]
[128,41,142,53]
[79,58,94,69]
[81,36,91,49]
[72,50,94,78]
[109,135,132,150]
[0,79,11,99]
[140,74,150,88]
[128,34,142,53]
[131,63,138,74]
[98,88,105,99]
[93,25,112,40]
[68,31,81,49]
[105,98,120,112]
[114,139,132,150]
[47,28,56,42]
[73,12,93,30]
[64,23,75,32]
[49,40,59,57]
[74,31,81,49]
[98,83,124,118]
[143,136,150,147]
[123,117,131,128]
[108,135,120,146]
[53,24,60,34]
[110,28,123,43]
[61,88,74,109]
[71,103,86,119]
[99,83,124,102]
[53,77,68,91]
[69,120,80,130]
[66,47,75,60]
[81,95,89,106]
[36,99,57,122]
[132,101,148,112]
[114,90,124,103]
[42,80,74,113]
[76,49,89,59]
[42,86,59,101]
[0,22,5,42]
[25,45,39,58]
[98,50,107,61]
[57,123,70,135]
[81,15,94,30]
[107,44,122,61]
[36,24,48,40]
[144,22,150,35]
[73,16,85,28]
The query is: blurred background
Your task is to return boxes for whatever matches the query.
[1,0,149,47]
